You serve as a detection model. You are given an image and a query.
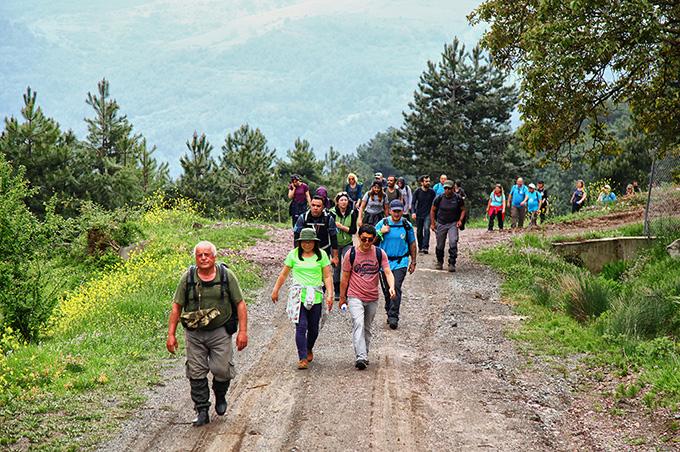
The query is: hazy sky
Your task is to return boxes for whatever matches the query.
[0,0,487,173]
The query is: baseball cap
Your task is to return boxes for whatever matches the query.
[528,183,536,189]
[443,180,454,188]
[389,200,404,211]
[374,172,383,178]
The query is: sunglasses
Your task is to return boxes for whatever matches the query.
[359,236,374,243]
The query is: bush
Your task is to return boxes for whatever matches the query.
[601,260,628,282]
[0,157,50,341]
[608,256,680,338]
[559,273,616,322]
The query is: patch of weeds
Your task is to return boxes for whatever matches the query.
[593,401,604,413]
[626,437,646,446]
[609,406,625,416]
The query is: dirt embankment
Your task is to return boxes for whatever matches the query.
[102,216,676,451]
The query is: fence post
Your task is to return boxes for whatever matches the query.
[643,157,656,237]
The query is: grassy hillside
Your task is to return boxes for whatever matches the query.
[0,197,267,450]
[475,223,680,416]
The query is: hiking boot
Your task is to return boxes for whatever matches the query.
[435,261,443,270]
[355,359,367,370]
[297,359,309,370]
[448,264,456,272]
[306,350,314,363]
[212,379,230,416]
[192,408,210,427]
[388,320,398,330]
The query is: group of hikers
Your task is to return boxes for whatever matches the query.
[165,171,645,427]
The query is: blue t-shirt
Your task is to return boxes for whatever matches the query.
[489,192,505,207]
[600,192,616,203]
[526,190,542,212]
[375,217,416,271]
[509,184,528,207]
[432,183,445,197]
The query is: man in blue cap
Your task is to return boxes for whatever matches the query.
[375,200,417,329]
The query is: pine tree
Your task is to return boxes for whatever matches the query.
[276,138,324,189]
[0,87,74,215]
[393,38,518,207]
[356,128,400,177]
[177,131,216,210]
[137,138,170,196]
[217,124,276,218]
[84,78,140,167]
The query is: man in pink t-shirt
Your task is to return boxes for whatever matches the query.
[339,224,396,370]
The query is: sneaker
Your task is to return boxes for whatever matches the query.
[388,320,398,330]
[355,359,367,370]
[435,261,443,270]
[297,359,309,370]
[422,249,429,254]
[448,264,456,272]
[306,350,314,363]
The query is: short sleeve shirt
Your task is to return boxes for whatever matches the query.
[292,183,309,203]
[362,193,387,215]
[489,192,505,207]
[509,185,528,207]
[342,246,390,302]
[284,248,331,304]
[173,264,243,329]
[526,191,542,212]
[375,218,416,271]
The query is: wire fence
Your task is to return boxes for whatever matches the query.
[643,152,680,239]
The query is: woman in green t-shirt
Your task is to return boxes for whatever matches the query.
[271,228,334,369]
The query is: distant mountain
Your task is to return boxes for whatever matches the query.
[0,0,484,175]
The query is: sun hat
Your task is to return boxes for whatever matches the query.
[389,200,404,211]
[528,183,536,189]
[297,228,319,242]
[443,180,454,188]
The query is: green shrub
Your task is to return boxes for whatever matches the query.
[559,273,615,322]
[601,260,628,282]
[607,292,680,339]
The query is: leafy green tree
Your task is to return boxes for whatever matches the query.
[393,38,518,207]
[0,87,74,215]
[177,131,217,210]
[0,154,52,341]
[470,0,680,161]
[217,124,276,218]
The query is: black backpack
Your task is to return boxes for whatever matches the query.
[185,263,239,334]
[348,245,384,267]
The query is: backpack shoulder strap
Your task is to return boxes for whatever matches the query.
[185,265,197,306]
[349,246,356,266]
[375,247,383,266]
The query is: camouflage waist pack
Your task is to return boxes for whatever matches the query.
[180,308,221,330]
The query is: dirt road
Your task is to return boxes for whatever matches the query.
[105,226,590,451]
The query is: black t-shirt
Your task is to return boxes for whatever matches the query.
[433,193,464,224]
[412,188,436,218]
[538,188,549,206]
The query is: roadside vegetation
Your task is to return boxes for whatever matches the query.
[0,194,266,450]
[475,221,680,417]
